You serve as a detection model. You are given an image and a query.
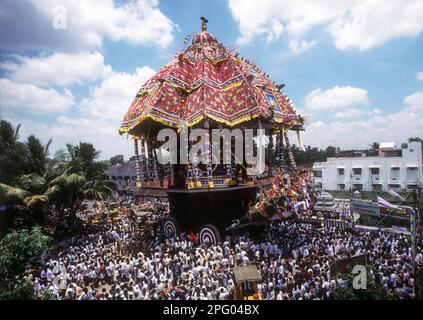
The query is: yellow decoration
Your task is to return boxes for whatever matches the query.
[208,180,215,188]
[196,181,203,188]
[221,80,244,92]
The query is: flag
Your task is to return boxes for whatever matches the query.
[377,196,401,210]
[189,230,197,243]
[183,34,191,45]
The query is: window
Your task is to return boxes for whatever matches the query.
[407,167,417,171]
[388,184,400,187]
[391,167,400,171]
[352,184,363,191]
[388,184,401,191]
[370,168,379,175]
[313,170,322,177]
[337,168,344,175]
[353,168,362,175]
[338,184,345,190]
[409,149,414,152]
[372,184,382,192]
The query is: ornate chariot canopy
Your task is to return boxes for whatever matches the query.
[119,17,304,137]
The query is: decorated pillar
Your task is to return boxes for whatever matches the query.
[185,128,194,189]
[225,136,233,184]
[283,129,296,170]
[168,163,175,188]
[277,129,285,167]
[154,147,165,187]
[268,130,274,175]
[146,140,154,186]
[204,119,214,188]
[151,144,159,180]
[134,138,142,188]
[140,138,148,185]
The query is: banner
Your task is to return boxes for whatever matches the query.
[379,205,412,219]
[377,196,412,219]
[351,199,380,217]
[377,196,401,210]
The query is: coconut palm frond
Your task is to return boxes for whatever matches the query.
[24,195,48,208]
[0,183,29,204]
[67,173,86,186]
[44,184,60,197]
[19,173,46,194]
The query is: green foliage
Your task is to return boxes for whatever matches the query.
[110,154,124,165]
[0,227,51,299]
[42,290,58,300]
[0,280,34,300]
[0,120,117,234]
[0,227,51,282]
[0,121,28,185]
[332,266,395,300]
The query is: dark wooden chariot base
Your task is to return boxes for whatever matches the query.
[167,185,258,233]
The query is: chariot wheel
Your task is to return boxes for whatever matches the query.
[198,224,221,245]
[164,217,180,238]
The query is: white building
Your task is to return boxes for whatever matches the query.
[312,142,423,192]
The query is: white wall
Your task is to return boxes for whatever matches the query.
[313,142,423,192]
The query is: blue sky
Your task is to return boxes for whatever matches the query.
[1,0,423,159]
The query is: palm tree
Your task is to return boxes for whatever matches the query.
[0,121,28,185]
[0,120,21,148]
[1,120,117,235]
[25,135,52,176]
[63,142,116,200]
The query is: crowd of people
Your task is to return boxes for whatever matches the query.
[20,195,421,300]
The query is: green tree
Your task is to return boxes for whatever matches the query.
[0,227,51,299]
[0,121,116,235]
[332,266,395,300]
[110,154,124,165]
[325,146,337,158]
[0,121,28,185]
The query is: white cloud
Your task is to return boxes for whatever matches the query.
[1,48,156,158]
[305,85,369,110]
[403,91,423,112]
[228,0,423,51]
[1,0,175,51]
[32,0,175,49]
[5,116,135,160]
[416,72,423,81]
[79,66,155,121]
[289,39,316,54]
[1,52,113,87]
[296,91,423,149]
[334,107,381,118]
[0,78,75,113]
[334,108,364,118]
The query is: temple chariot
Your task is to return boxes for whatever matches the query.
[118,17,308,245]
